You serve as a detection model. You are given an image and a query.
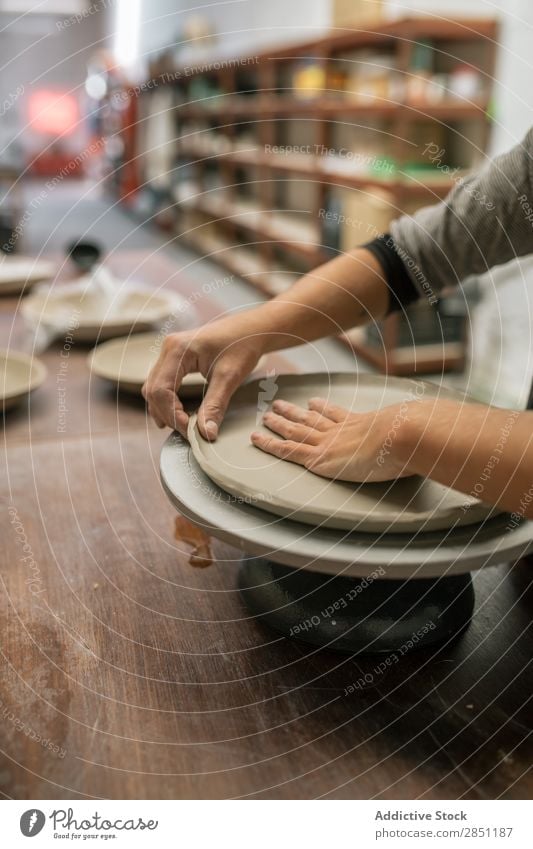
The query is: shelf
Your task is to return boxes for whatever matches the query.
[148,18,498,82]
[177,96,490,122]
[179,195,326,264]
[177,146,457,199]
[181,231,293,297]
[341,329,466,375]
[324,18,498,51]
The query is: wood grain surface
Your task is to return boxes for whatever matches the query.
[1,252,532,799]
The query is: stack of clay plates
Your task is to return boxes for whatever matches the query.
[187,372,497,535]
[22,285,190,343]
[0,256,56,296]
[0,349,47,411]
[88,331,268,398]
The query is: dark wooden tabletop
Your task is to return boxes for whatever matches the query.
[1,251,532,800]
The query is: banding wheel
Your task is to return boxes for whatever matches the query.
[238,558,474,654]
[161,435,533,654]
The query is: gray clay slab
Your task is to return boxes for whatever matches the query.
[188,373,496,533]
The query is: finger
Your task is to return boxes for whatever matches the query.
[150,397,188,434]
[145,354,188,427]
[146,385,184,428]
[271,399,331,430]
[262,412,318,444]
[250,431,312,466]
[147,403,166,429]
[197,365,242,440]
[172,408,190,437]
[308,397,349,423]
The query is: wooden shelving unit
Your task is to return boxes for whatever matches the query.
[0,164,24,253]
[132,15,499,374]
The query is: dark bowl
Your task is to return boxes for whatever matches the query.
[0,215,17,253]
[66,239,103,272]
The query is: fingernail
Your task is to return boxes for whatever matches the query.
[205,420,218,439]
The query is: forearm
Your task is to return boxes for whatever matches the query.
[402,399,533,517]
[146,247,389,433]
[211,247,389,352]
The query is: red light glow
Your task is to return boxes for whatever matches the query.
[29,90,79,136]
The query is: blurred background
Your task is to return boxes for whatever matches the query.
[1,0,533,405]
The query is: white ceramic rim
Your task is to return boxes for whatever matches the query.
[0,349,47,401]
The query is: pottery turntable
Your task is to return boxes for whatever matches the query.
[160,373,533,654]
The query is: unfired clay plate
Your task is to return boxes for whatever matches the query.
[22,287,186,342]
[188,373,495,533]
[0,256,56,295]
[0,349,47,410]
[88,332,267,397]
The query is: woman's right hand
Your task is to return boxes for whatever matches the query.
[142,322,265,440]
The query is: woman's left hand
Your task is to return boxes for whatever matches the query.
[250,397,416,483]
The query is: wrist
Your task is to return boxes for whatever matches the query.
[206,309,273,357]
[392,399,429,475]
[251,301,305,351]
[216,302,301,354]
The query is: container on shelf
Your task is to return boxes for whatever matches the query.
[292,60,327,100]
[448,64,484,101]
[345,53,398,103]
[337,186,397,253]
[331,0,383,27]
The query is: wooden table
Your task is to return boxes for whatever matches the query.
[1,252,532,800]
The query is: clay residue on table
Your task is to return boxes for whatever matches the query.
[174,516,213,568]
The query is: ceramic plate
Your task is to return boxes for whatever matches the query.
[0,256,56,295]
[22,286,188,342]
[0,349,47,410]
[88,332,268,397]
[188,373,496,533]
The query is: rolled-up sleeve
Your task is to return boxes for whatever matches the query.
[388,127,533,301]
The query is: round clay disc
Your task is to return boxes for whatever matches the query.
[188,372,498,533]
[23,286,187,342]
[89,332,268,397]
[88,332,206,397]
[0,349,47,410]
[0,256,56,295]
